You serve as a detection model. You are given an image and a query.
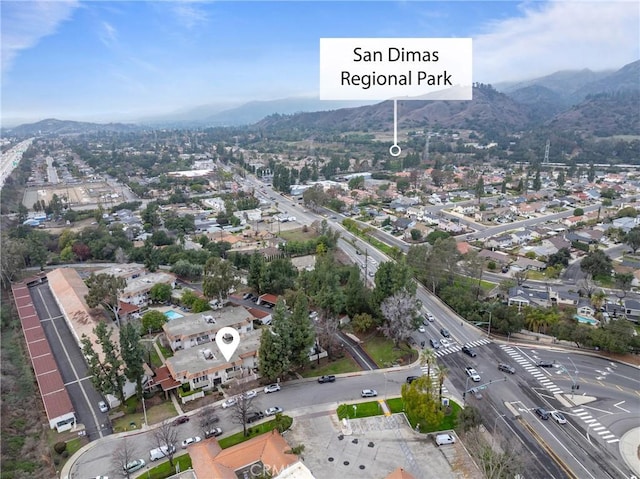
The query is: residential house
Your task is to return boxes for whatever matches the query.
[485,235,513,250]
[508,287,551,309]
[163,307,254,352]
[188,430,312,479]
[394,217,415,231]
[165,328,261,390]
[512,257,546,272]
[613,216,640,233]
[120,271,177,306]
[233,208,262,225]
[624,299,640,321]
[511,229,533,245]
[478,249,511,265]
[576,300,596,318]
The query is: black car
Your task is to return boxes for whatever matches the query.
[461,345,476,357]
[246,411,265,423]
[318,375,336,383]
[440,328,450,338]
[173,416,190,425]
[537,360,554,368]
[243,293,254,300]
[406,376,419,384]
[534,407,550,420]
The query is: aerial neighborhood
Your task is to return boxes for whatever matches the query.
[1,17,639,477]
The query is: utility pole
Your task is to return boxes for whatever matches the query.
[364,249,369,280]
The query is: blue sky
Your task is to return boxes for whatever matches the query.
[1,1,638,124]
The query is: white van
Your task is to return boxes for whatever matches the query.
[149,444,176,461]
[435,433,456,446]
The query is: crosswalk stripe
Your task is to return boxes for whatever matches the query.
[607,439,620,444]
[601,434,615,439]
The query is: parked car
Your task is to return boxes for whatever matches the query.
[406,376,419,384]
[440,328,450,338]
[461,345,477,357]
[435,433,456,445]
[221,397,238,409]
[318,375,336,383]
[181,436,202,448]
[361,389,378,398]
[536,360,555,368]
[243,390,257,399]
[204,427,223,438]
[123,459,146,474]
[551,411,567,424]
[264,383,281,393]
[246,411,265,423]
[534,407,550,420]
[418,325,426,333]
[173,416,190,425]
[265,406,284,416]
[98,401,109,413]
[430,338,441,349]
[498,363,516,374]
[465,367,481,382]
[243,293,253,300]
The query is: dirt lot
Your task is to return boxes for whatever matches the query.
[23,181,124,210]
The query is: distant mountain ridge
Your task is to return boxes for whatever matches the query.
[4,61,638,137]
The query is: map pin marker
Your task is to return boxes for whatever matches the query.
[215,327,240,362]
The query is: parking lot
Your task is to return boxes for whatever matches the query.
[286,411,478,479]
[29,281,112,440]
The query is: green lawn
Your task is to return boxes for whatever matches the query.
[279,227,318,242]
[300,356,361,378]
[337,401,386,419]
[218,415,293,449]
[145,453,192,479]
[362,336,416,368]
[336,397,460,433]
[157,343,174,360]
[112,401,176,432]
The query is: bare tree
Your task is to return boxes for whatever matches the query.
[112,438,139,479]
[513,269,528,287]
[464,429,524,479]
[379,291,419,346]
[578,274,597,297]
[198,406,220,438]
[153,420,178,467]
[315,315,340,359]
[229,393,256,437]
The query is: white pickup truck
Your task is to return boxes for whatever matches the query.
[465,367,481,382]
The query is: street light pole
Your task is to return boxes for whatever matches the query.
[492,413,506,447]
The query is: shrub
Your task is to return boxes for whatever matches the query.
[61,450,69,459]
[487,261,497,270]
[54,442,67,454]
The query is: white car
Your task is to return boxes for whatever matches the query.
[440,338,451,348]
[426,312,435,322]
[244,390,257,399]
[361,389,378,398]
[418,326,426,333]
[123,459,146,473]
[264,406,283,416]
[551,411,567,424]
[264,383,281,393]
[181,436,202,448]
[465,367,481,382]
[98,401,109,413]
[221,397,238,408]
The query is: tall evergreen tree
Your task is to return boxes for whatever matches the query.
[258,300,291,381]
[119,322,146,400]
[289,293,315,369]
[81,321,126,404]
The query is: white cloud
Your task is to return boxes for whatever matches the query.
[172,1,209,30]
[1,0,80,75]
[100,21,118,47]
[474,1,640,82]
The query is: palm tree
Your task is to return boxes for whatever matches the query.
[420,348,436,379]
[436,365,448,405]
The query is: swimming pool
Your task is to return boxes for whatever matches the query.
[574,315,598,326]
[164,310,184,321]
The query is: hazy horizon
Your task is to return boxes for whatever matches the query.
[2,1,638,126]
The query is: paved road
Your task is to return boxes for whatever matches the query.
[29,282,112,441]
[0,138,33,188]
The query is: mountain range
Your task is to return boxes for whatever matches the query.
[4,60,638,137]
